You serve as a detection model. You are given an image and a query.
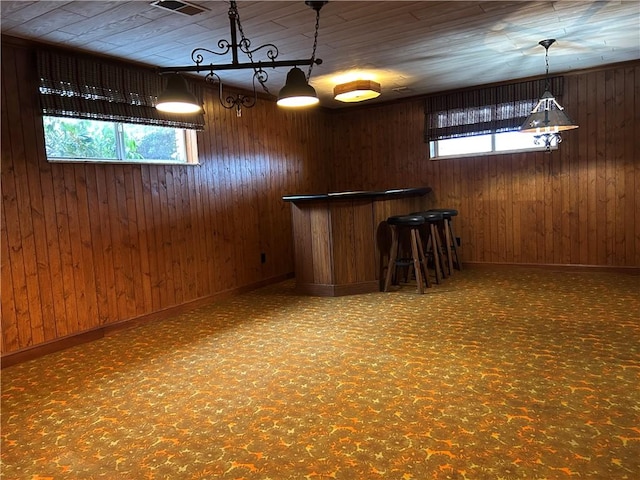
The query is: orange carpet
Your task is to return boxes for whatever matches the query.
[2,267,639,479]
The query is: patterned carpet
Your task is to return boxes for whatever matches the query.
[2,267,639,479]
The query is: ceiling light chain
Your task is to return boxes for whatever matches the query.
[541,38,553,92]
[232,1,271,95]
[306,2,324,80]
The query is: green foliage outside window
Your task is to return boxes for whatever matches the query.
[43,117,189,164]
[122,124,184,161]
[44,117,117,159]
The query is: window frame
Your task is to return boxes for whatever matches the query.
[429,131,557,160]
[43,116,199,166]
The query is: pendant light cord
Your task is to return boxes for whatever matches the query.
[538,39,556,92]
[307,7,322,80]
[232,1,271,94]
[544,45,551,92]
[231,1,325,93]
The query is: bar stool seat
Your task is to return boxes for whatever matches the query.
[427,208,461,273]
[383,214,430,293]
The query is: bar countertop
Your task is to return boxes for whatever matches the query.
[282,187,431,202]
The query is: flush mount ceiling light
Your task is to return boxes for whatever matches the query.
[520,39,578,151]
[333,80,381,103]
[156,0,327,116]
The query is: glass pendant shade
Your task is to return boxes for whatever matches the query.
[277,67,319,107]
[156,74,202,114]
[520,90,578,134]
[334,80,381,102]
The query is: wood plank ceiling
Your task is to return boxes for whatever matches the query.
[1,1,639,107]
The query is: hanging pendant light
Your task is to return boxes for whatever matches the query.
[277,2,327,108]
[155,73,202,114]
[277,67,320,107]
[156,1,327,116]
[520,39,578,150]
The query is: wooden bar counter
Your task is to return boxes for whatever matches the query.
[283,187,432,296]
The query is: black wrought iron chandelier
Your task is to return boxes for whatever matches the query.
[156,1,328,116]
[520,39,578,151]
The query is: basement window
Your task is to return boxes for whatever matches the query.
[43,116,198,165]
[425,77,565,159]
[429,131,555,159]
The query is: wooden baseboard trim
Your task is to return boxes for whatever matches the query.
[0,330,104,369]
[462,262,640,275]
[295,281,379,297]
[102,273,292,336]
[1,273,293,369]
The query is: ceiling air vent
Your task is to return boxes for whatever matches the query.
[150,0,208,16]
[392,86,413,95]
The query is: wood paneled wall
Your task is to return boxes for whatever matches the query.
[1,40,329,355]
[329,62,640,267]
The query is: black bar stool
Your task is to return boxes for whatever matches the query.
[427,208,461,273]
[383,214,430,294]
[411,211,446,284]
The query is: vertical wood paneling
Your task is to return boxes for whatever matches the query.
[328,200,378,285]
[510,154,522,262]
[489,154,502,262]
[310,207,332,284]
[576,73,590,265]
[1,80,21,351]
[1,40,329,356]
[107,165,131,318]
[84,164,110,324]
[626,67,639,265]
[50,163,77,337]
[521,152,537,263]
[16,49,59,344]
[118,166,138,315]
[353,202,376,282]
[71,164,99,327]
[291,205,313,285]
[502,154,514,264]
[1,209,18,352]
[542,155,554,263]
[62,163,89,330]
[473,157,486,262]
[190,162,208,296]
[605,70,618,265]
[94,165,118,322]
[131,166,153,313]
[558,147,572,265]
[331,202,356,284]
[2,47,41,348]
[534,153,546,263]
[214,106,238,290]
[165,165,185,305]
[612,69,626,265]
[594,70,608,264]
[199,105,223,292]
